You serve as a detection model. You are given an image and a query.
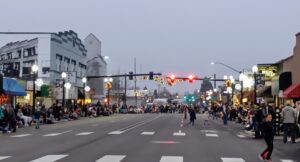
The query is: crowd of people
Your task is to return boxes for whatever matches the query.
[0,101,122,134]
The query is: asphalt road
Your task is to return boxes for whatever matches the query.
[0,113,299,162]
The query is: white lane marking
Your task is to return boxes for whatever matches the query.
[30,155,68,162]
[92,124,98,127]
[0,156,11,160]
[173,130,186,136]
[221,158,245,162]
[201,130,218,133]
[95,155,126,162]
[108,131,124,135]
[141,132,155,135]
[205,133,219,137]
[76,132,94,136]
[43,133,62,137]
[152,141,181,144]
[237,134,246,138]
[281,160,294,162]
[160,156,183,162]
[43,130,72,137]
[109,116,160,135]
[11,134,32,138]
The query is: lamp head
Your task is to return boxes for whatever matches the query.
[32,64,38,72]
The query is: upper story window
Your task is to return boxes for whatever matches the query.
[56,54,63,71]
[24,47,36,57]
[0,54,4,61]
[7,52,12,59]
[12,51,21,59]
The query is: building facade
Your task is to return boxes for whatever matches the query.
[84,34,107,101]
[0,30,87,106]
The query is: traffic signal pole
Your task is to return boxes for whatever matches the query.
[87,72,162,106]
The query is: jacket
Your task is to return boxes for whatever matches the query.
[281,106,296,124]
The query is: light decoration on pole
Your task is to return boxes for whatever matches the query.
[61,72,67,79]
[82,77,87,84]
[35,78,44,87]
[84,86,91,92]
[64,82,71,89]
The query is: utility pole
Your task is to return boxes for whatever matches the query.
[134,58,137,108]
[124,74,127,106]
[213,74,217,89]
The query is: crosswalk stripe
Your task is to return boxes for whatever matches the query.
[221,158,245,162]
[205,133,219,137]
[11,134,32,138]
[0,156,11,160]
[281,160,294,162]
[108,131,124,135]
[43,133,62,137]
[173,130,186,136]
[30,155,68,162]
[43,130,72,137]
[95,155,126,162]
[141,132,155,135]
[76,132,94,136]
[160,156,183,162]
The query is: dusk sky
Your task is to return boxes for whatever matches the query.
[1,0,300,94]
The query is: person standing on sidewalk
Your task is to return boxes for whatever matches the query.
[259,113,274,162]
[281,101,296,143]
[6,104,16,133]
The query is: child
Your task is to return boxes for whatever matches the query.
[203,108,210,125]
[258,113,274,162]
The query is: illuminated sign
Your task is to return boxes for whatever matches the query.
[0,94,8,104]
[258,64,278,81]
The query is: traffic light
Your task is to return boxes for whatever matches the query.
[129,72,134,80]
[167,74,176,86]
[187,75,195,83]
[149,72,154,80]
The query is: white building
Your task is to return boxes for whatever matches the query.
[0,30,87,105]
[84,33,107,101]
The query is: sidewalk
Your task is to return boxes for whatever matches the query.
[226,119,300,159]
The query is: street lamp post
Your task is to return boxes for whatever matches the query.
[61,72,67,107]
[252,65,258,105]
[31,64,38,113]
[211,61,244,104]
[104,77,113,105]
[82,77,87,105]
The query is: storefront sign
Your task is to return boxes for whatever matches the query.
[0,94,8,104]
[258,64,279,81]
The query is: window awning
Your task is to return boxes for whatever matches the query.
[284,84,300,99]
[3,78,27,96]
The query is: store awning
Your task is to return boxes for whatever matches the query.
[284,84,300,99]
[3,78,27,96]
